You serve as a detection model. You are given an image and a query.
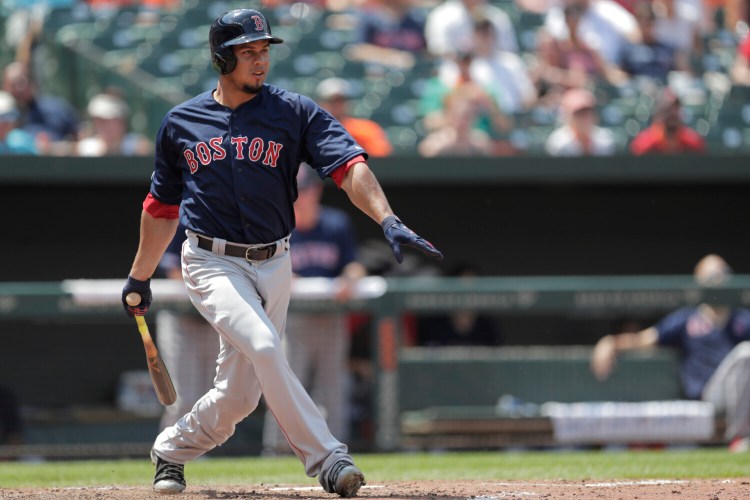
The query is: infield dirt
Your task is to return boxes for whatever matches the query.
[2,479,749,499]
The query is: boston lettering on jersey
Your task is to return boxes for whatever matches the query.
[150,85,366,245]
[183,136,284,173]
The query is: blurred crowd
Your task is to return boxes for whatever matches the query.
[1,0,749,157]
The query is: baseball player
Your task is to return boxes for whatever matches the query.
[120,8,442,496]
[591,254,750,452]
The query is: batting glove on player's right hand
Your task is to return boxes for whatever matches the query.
[121,276,152,317]
[381,215,443,264]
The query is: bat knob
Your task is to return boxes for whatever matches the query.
[126,292,142,306]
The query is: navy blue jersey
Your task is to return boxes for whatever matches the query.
[290,207,358,278]
[150,84,366,244]
[655,307,750,399]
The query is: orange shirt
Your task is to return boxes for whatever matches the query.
[341,117,393,157]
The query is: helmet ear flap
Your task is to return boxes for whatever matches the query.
[212,47,236,75]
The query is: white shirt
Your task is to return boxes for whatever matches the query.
[425,0,519,55]
[544,0,638,63]
[653,0,705,52]
[545,124,616,156]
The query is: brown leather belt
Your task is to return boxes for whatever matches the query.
[197,235,278,261]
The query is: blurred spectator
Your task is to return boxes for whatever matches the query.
[418,91,495,156]
[651,0,705,56]
[417,264,504,347]
[617,1,690,84]
[156,224,220,432]
[2,61,78,153]
[346,0,426,70]
[629,88,706,154]
[76,92,152,156]
[425,0,519,57]
[591,254,750,452]
[543,0,641,65]
[421,51,512,145]
[438,16,537,114]
[86,0,179,10]
[731,33,750,85]
[316,78,393,157]
[532,3,628,97]
[0,91,37,154]
[263,165,367,454]
[719,0,748,35]
[356,0,426,51]
[545,87,616,155]
[262,0,328,7]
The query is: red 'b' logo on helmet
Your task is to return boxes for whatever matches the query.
[251,15,264,31]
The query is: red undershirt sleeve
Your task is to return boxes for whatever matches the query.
[143,192,179,219]
[330,155,366,188]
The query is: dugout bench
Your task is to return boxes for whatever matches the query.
[397,346,725,450]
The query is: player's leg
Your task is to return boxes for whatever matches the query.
[255,253,365,496]
[262,312,314,455]
[156,310,220,431]
[702,341,750,442]
[253,253,354,478]
[153,335,262,463]
[153,237,275,464]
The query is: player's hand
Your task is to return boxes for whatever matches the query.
[381,215,443,264]
[591,335,617,380]
[122,276,152,317]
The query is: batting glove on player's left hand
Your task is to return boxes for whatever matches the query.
[382,215,443,264]
[121,276,152,317]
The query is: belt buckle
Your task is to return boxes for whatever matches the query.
[245,244,274,261]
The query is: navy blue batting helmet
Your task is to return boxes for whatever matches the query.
[209,9,283,75]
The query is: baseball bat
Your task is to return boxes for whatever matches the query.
[126,292,177,406]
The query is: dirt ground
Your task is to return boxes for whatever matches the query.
[2,479,749,500]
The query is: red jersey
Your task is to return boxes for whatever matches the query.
[630,124,706,155]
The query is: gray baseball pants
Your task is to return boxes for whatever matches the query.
[152,232,352,479]
[703,341,750,440]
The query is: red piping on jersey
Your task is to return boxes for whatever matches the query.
[330,155,366,188]
[143,192,179,219]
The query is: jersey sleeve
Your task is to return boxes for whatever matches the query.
[299,96,368,179]
[149,115,184,205]
[654,308,691,346]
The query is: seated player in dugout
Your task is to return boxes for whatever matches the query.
[591,254,750,452]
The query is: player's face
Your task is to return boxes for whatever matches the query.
[230,40,271,95]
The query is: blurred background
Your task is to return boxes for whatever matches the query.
[1,0,749,459]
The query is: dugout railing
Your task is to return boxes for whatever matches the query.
[0,275,748,457]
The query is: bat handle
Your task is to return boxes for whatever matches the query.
[135,315,159,359]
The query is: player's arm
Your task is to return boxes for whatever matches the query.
[591,327,659,380]
[129,210,180,281]
[339,161,443,263]
[339,161,393,225]
[122,195,180,316]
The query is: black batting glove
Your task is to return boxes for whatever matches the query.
[381,215,443,264]
[121,275,152,317]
